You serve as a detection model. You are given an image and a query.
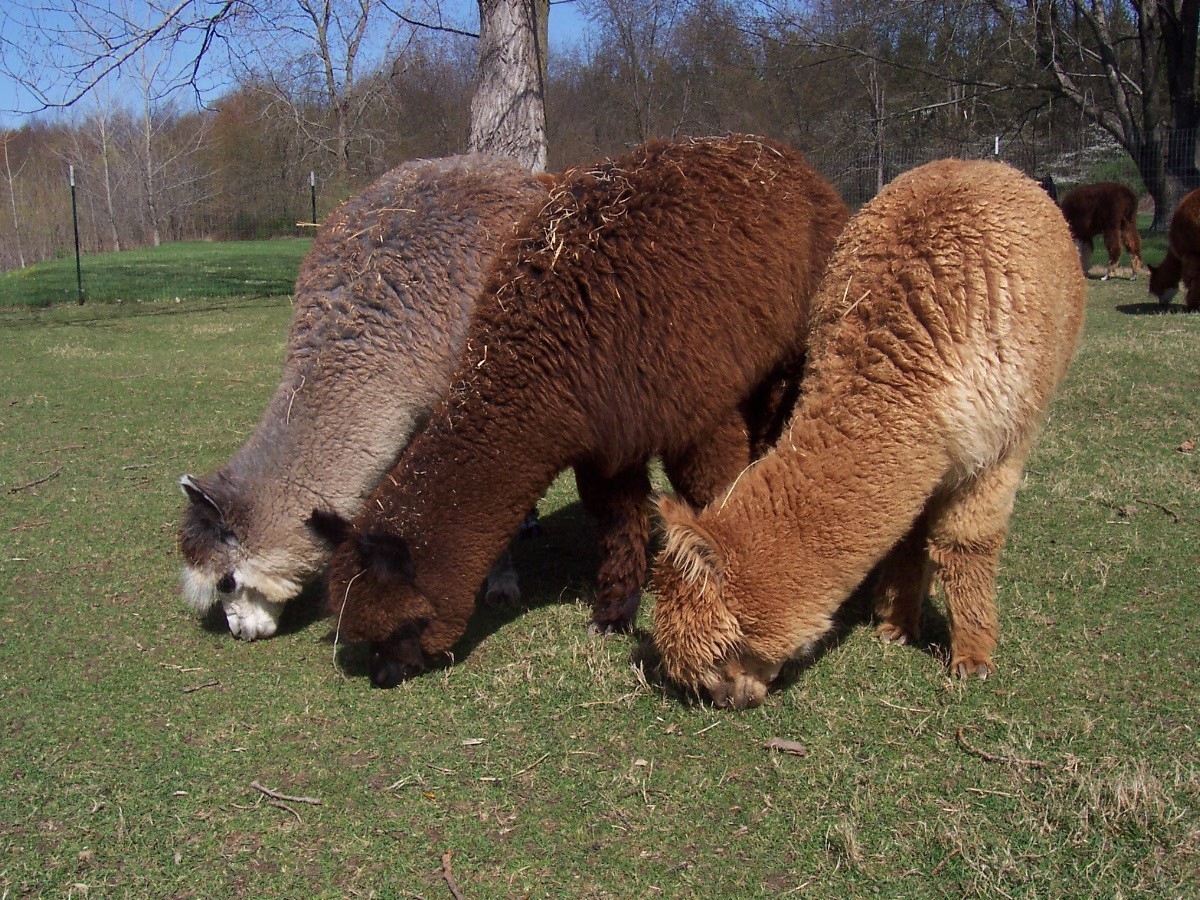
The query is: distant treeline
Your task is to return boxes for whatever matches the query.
[0,1,1152,272]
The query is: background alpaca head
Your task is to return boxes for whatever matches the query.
[1147,256,1181,306]
[307,509,437,687]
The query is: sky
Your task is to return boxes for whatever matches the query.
[0,0,592,129]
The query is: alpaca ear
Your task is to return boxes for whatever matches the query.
[180,475,224,524]
[307,508,355,548]
[656,494,726,590]
[359,529,417,585]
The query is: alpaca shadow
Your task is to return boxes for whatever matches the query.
[330,499,604,680]
[631,572,954,706]
[1115,302,1193,316]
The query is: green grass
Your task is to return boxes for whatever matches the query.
[0,239,312,308]
[0,276,1197,897]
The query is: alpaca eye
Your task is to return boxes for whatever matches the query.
[217,573,237,594]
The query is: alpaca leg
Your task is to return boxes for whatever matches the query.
[1123,219,1143,276]
[926,455,1025,679]
[874,515,931,646]
[1075,238,1092,275]
[663,412,753,508]
[1183,263,1200,311]
[483,545,521,607]
[1102,229,1122,280]
[575,464,652,634]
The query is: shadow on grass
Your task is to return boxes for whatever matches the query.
[630,569,955,707]
[331,499,604,681]
[326,497,963,692]
[1115,301,1195,316]
[199,578,329,639]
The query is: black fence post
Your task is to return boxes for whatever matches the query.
[70,164,83,305]
[310,171,317,227]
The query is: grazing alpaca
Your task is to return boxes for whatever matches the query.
[1059,181,1144,279]
[312,135,849,687]
[653,160,1086,709]
[178,155,550,640]
[1148,187,1200,310]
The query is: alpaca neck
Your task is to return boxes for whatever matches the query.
[717,387,948,638]
[363,388,577,645]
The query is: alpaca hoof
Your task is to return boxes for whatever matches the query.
[589,592,639,635]
[875,622,917,646]
[952,657,994,680]
[708,673,768,710]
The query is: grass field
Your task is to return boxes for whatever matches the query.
[0,252,1197,896]
[0,239,312,308]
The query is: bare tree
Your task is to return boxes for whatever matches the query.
[3,0,553,175]
[583,0,680,142]
[1,132,28,268]
[468,0,550,170]
[981,0,1198,226]
[85,91,125,252]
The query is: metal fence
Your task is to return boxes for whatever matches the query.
[803,126,1192,210]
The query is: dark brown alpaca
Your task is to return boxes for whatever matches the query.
[1148,187,1200,310]
[1059,181,1144,279]
[311,135,849,687]
[178,155,549,640]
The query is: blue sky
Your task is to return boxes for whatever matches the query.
[0,0,592,129]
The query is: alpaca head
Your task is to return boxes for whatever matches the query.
[307,509,436,688]
[179,474,319,639]
[1147,260,1179,306]
[652,495,783,710]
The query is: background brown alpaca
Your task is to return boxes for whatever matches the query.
[653,160,1086,710]
[1148,187,1200,310]
[312,135,849,688]
[1059,181,1144,280]
[178,155,549,640]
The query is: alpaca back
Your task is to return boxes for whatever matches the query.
[1059,181,1138,243]
[466,135,848,469]
[802,159,1085,482]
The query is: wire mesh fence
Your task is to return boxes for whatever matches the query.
[1,126,1195,276]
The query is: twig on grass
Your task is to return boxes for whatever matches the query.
[956,727,1047,769]
[930,847,961,876]
[8,467,62,493]
[442,850,466,900]
[267,800,303,824]
[181,679,220,694]
[1133,495,1184,523]
[509,752,551,780]
[250,780,322,805]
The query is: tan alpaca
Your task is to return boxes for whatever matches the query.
[653,160,1086,709]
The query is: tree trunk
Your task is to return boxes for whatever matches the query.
[96,113,122,252]
[468,0,549,173]
[2,138,25,269]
